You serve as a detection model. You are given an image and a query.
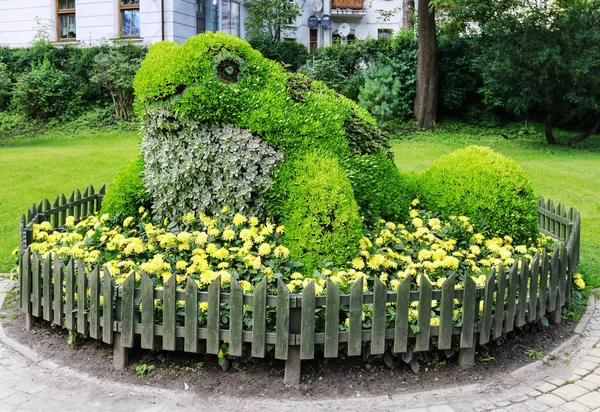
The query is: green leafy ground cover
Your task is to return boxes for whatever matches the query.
[392,123,600,287]
[0,130,140,271]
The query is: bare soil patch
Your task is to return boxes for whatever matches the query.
[0,293,575,400]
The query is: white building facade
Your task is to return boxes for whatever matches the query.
[0,0,402,49]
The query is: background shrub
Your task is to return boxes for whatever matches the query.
[12,57,81,121]
[358,64,401,129]
[248,34,309,71]
[101,155,149,220]
[418,146,539,243]
[0,62,12,110]
[280,151,363,273]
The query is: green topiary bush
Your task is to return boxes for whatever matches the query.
[343,152,418,223]
[418,146,538,242]
[280,151,363,273]
[101,155,149,220]
[117,32,418,268]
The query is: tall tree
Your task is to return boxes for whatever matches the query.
[245,0,302,44]
[475,0,600,144]
[414,0,438,129]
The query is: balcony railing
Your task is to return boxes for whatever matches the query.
[331,0,363,10]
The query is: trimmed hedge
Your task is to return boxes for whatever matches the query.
[101,155,149,220]
[280,151,363,273]
[343,152,418,223]
[418,146,539,242]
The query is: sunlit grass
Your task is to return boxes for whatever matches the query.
[0,129,140,272]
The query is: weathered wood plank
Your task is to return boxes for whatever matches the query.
[102,269,114,345]
[393,275,411,354]
[439,273,456,349]
[184,276,198,353]
[53,254,63,326]
[207,276,221,355]
[558,242,567,307]
[505,263,518,333]
[479,268,496,345]
[21,251,31,313]
[42,253,52,321]
[162,274,177,351]
[64,259,75,329]
[348,276,363,357]
[548,244,560,312]
[275,279,290,360]
[121,272,135,348]
[75,189,82,221]
[371,276,386,355]
[76,260,88,335]
[251,279,267,358]
[300,280,316,360]
[229,278,243,357]
[52,196,59,228]
[415,275,432,352]
[529,252,540,323]
[493,266,506,340]
[89,266,101,339]
[539,249,549,317]
[60,194,67,227]
[141,272,155,350]
[516,257,529,328]
[31,251,42,317]
[460,275,476,348]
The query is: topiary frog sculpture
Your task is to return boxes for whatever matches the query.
[103,32,416,272]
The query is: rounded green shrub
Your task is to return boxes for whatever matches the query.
[280,151,363,273]
[419,146,538,242]
[343,152,418,223]
[101,155,149,220]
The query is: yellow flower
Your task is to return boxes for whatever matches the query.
[430,317,440,326]
[409,209,419,218]
[176,261,188,270]
[123,216,134,227]
[222,229,236,241]
[276,225,285,234]
[352,257,365,270]
[273,245,290,258]
[199,302,209,312]
[258,243,272,256]
[233,213,247,226]
[411,198,420,206]
[367,254,385,269]
[412,217,423,228]
[239,280,252,292]
[213,248,229,260]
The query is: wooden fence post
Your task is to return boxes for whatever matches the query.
[285,296,302,385]
[113,283,129,370]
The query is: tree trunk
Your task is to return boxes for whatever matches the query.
[568,118,600,146]
[403,0,415,30]
[544,112,558,144]
[414,0,438,130]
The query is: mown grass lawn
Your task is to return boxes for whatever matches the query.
[0,130,140,272]
[392,124,600,288]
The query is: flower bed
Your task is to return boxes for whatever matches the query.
[17,187,581,383]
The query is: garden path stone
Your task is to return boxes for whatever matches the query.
[0,283,600,411]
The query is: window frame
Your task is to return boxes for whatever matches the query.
[120,0,141,38]
[56,0,76,41]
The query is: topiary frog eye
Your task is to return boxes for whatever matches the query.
[217,59,240,83]
[212,51,247,84]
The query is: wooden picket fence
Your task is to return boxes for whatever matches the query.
[18,187,581,383]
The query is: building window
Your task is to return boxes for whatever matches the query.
[309,28,318,53]
[198,0,219,34]
[378,29,392,40]
[221,0,240,37]
[120,0,140,37]
[57,0,76,40]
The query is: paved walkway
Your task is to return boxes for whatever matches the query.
[1,274,599,411]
